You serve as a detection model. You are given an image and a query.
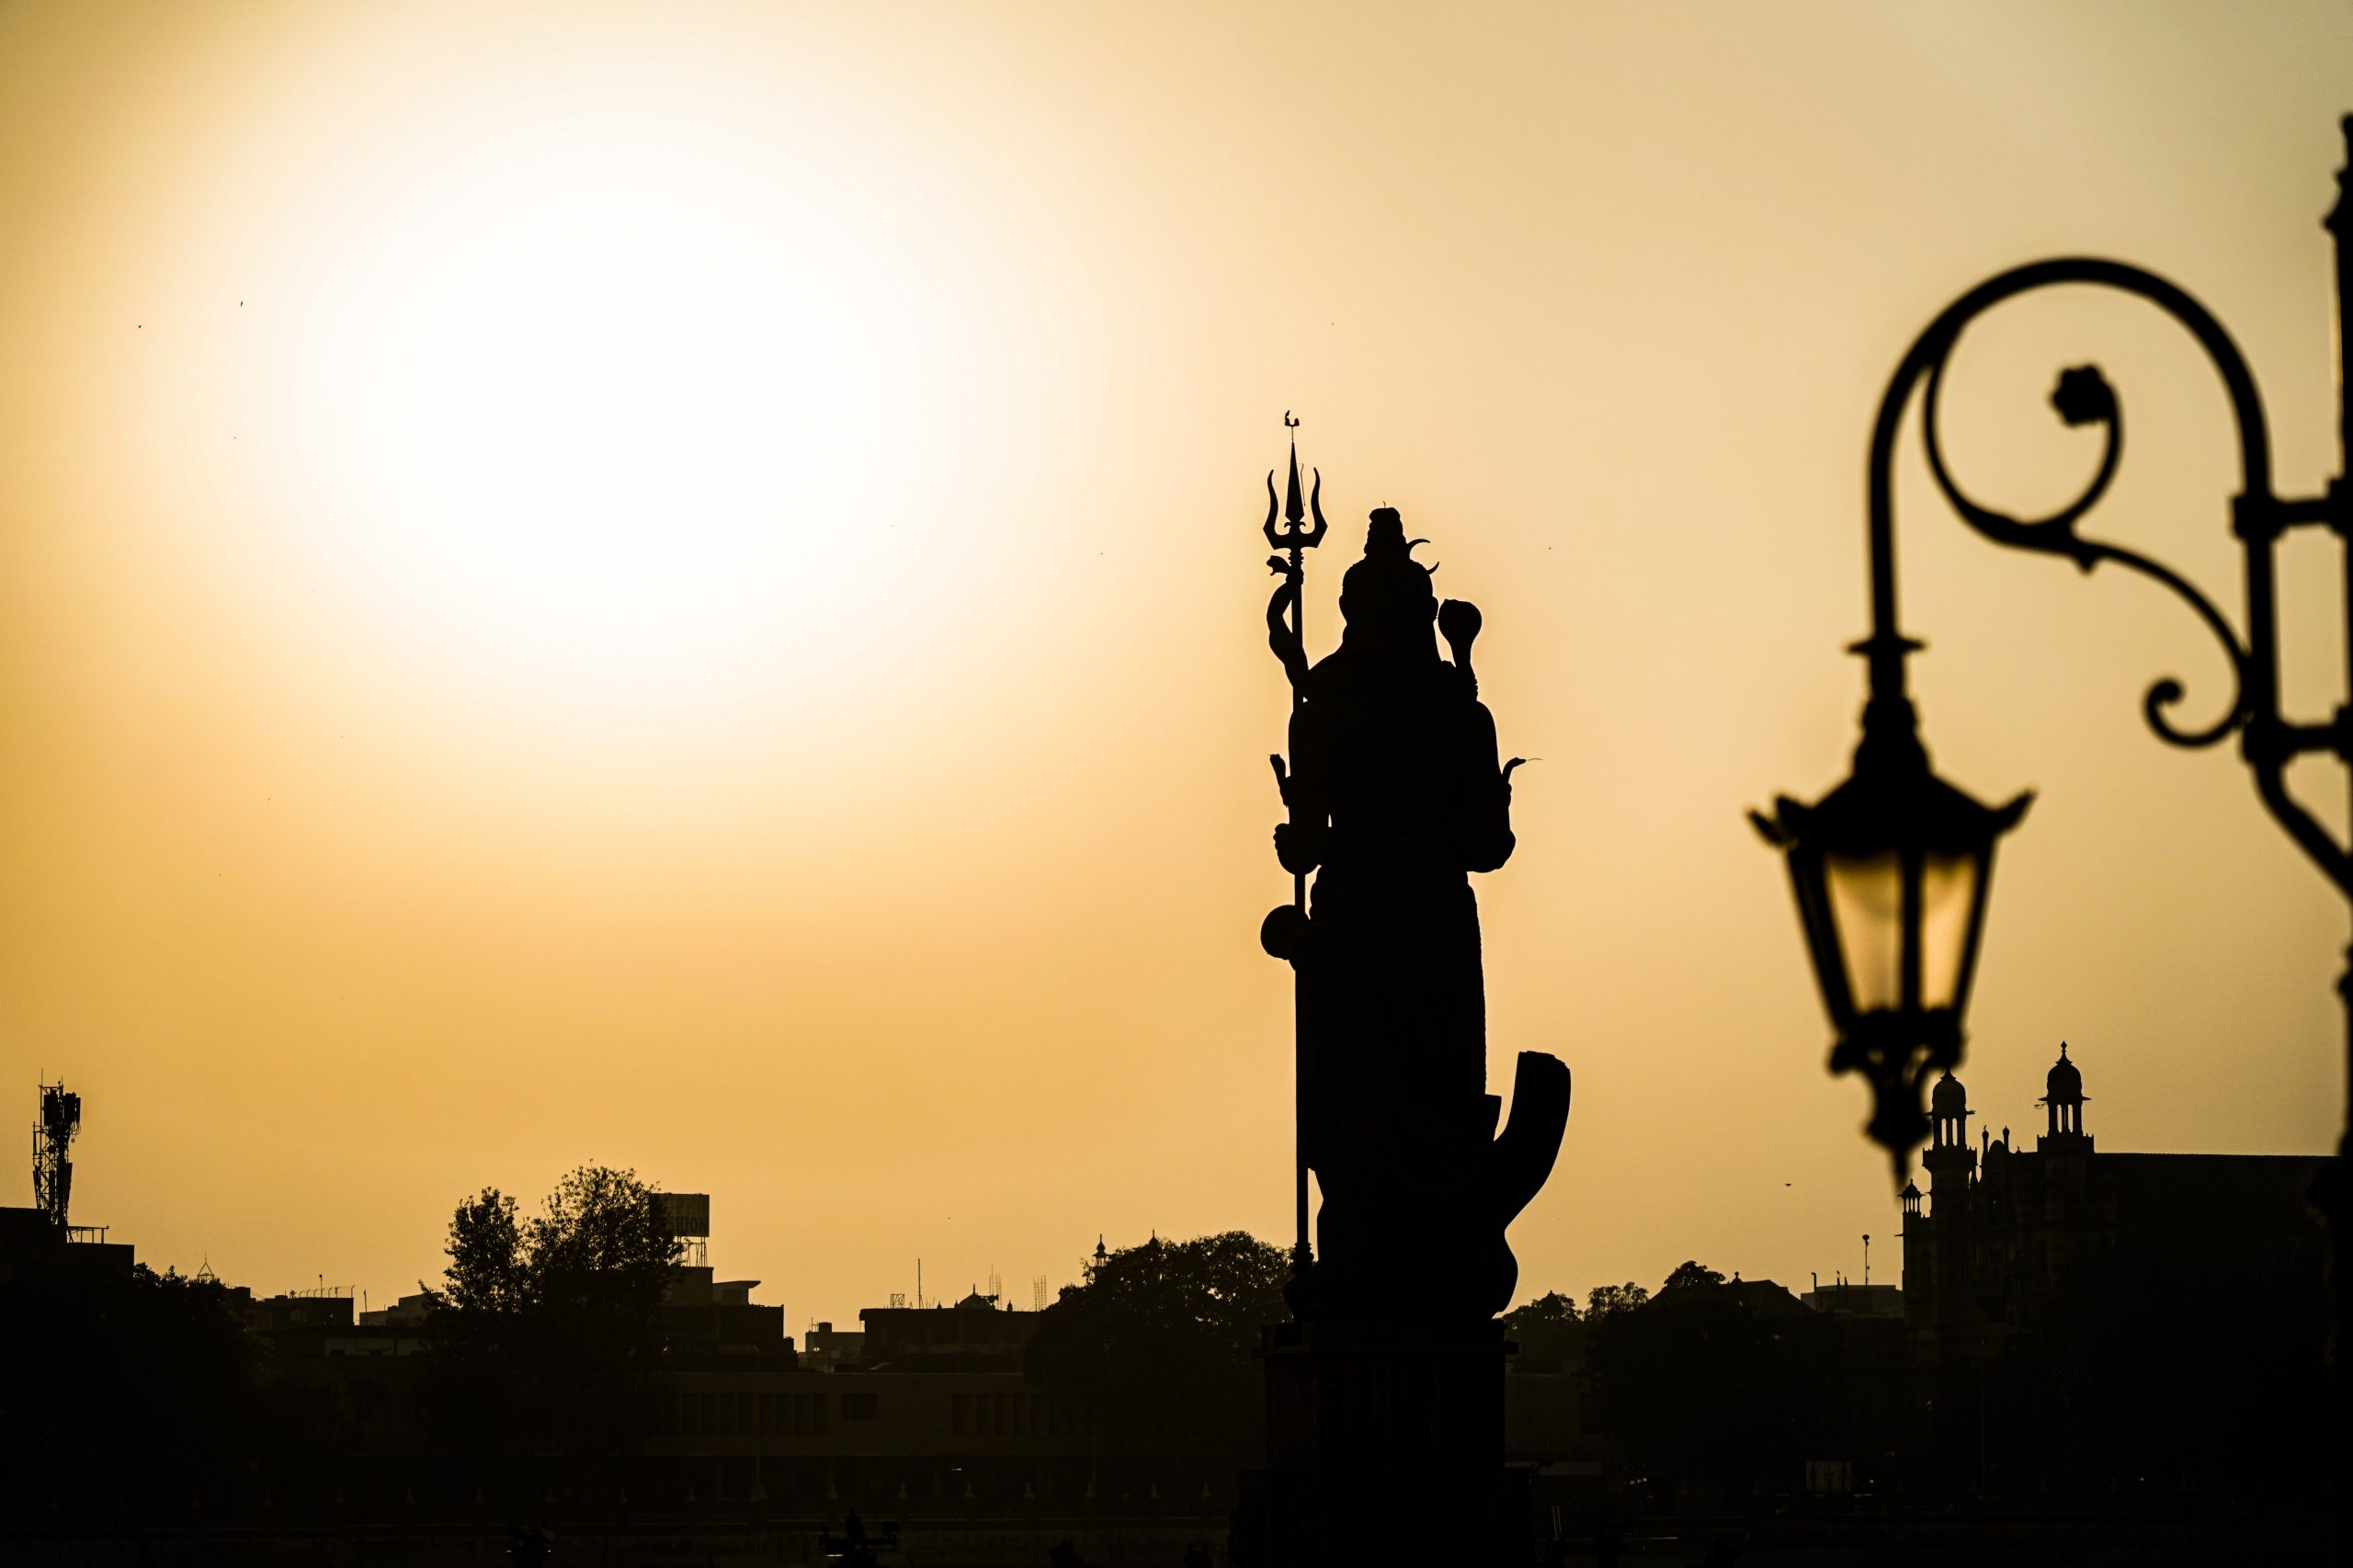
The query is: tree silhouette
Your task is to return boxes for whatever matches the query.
[1503,1290,1586,1363]
[428,1165,681,1467]
[1586,1274,1832,1503]
[1025,1232,1287,1474]
[1583,1281,1650,1321]
[1662,1260,1726,1291]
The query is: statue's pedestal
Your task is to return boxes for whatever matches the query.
[1258,1319,1511,1565]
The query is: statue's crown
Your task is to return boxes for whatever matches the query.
[1339,506,1438,650]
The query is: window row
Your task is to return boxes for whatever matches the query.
[662,1390,835,1437]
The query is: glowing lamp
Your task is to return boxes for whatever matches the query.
[1755,708,2028,1165]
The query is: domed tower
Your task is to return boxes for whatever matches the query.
[1897,1176,1927,1289]
[2038,1041,2092,1153]
[1922,1071,1977,1202]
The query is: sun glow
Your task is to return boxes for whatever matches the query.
[233,56,995,709]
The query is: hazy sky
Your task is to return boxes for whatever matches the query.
[3,1,2349,1326]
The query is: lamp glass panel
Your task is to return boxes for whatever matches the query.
[1916,849,1981,1012]
[1824,850,1904,1015]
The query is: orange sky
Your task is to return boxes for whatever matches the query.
[2,1,2349,1326]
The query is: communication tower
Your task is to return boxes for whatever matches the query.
[1032,1275,1048,1312]
[33,1081,80,1230]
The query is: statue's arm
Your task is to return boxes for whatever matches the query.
[1265,562,1307,691]
[1274,703,1331,875]
[1458,701,1517,873]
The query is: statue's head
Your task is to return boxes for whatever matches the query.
[1337,507,1438,655]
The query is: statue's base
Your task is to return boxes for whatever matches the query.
[1255,1318,1513,1567]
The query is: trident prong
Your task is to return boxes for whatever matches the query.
[1268,460,1329,555]
[1266,469,1329,554]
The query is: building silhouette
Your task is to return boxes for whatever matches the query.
[165,1206,1138,1522]
[1898,1045,2327,1497]
[1902,1044,2326,1356]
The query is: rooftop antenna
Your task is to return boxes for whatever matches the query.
[1032,1275,1048,1312]
[916,1258,924,1310]
[1862,1234,1872,1287]
[33,1080,81,1231]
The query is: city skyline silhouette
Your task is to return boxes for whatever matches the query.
[3,1,2346,1334]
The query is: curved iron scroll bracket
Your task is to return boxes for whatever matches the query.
[1870,257,2350,896]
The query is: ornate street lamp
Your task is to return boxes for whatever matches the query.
[1752,680,2028,1167]
[1759,117,2353,1196]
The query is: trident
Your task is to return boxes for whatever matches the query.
[1262,412,1327,1277]
[1264,408,1329,892]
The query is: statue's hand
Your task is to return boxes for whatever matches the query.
[1273,823,1321,875]
[1438,598,1482,698]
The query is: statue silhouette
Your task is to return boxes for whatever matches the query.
[1264,505,1570,1321]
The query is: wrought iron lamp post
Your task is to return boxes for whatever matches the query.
[1758,118,2353,1216]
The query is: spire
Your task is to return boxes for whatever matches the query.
[1283,412,1304,528]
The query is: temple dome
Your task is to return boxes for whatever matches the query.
[1930,1071,1968,1116]
[2047,1042,2083,1100]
